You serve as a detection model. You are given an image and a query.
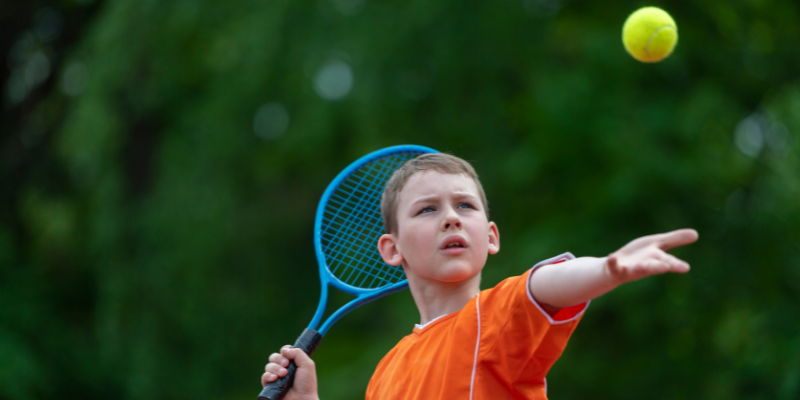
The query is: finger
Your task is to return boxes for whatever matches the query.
[642,258,669,275]
[656,229,699,251]
[659,252,690,273]
[268,352,289,367]
[262,372,277,386]
[282,347,315,369]
[265,362,288,376]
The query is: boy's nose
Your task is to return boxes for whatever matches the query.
[441,212,462,231]
[444,221,461,229]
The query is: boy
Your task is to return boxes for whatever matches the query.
[262,153,698,400]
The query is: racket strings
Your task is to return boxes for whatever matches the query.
[323,157,406,287]
[337,161,406,286]
[321,152,420,289]
[324,203,393,286]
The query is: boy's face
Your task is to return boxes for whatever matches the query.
[378,170,499,284]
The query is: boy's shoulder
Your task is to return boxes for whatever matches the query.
[479,252,577,311]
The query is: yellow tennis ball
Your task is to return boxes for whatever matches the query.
[622,7,678,63]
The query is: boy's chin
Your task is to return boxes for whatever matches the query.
[432,262,483,283]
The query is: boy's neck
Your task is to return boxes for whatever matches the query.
[407,272,482,326]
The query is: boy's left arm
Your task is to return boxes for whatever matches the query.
[530,229,698,311]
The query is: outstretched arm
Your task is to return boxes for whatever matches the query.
[530,229,698,310]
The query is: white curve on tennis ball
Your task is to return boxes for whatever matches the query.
[644,25,676,61]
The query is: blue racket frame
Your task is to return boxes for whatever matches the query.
[257,145,439,400]
[310,145,438,335]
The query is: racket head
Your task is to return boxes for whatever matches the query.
[314,145,438,295]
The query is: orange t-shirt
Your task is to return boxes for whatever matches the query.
[366,253,588,400]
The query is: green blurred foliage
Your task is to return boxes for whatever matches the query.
[1,0,799,399]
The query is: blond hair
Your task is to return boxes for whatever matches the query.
[381,153,489,234]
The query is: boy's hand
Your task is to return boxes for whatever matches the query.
[605,228,698,285]
[262,345,319,400]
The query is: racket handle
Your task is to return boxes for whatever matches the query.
[257,328,322,400]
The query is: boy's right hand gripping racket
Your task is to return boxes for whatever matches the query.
[258,145,438,400]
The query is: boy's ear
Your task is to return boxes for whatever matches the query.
[378,233,403,266]
[487,221,500,254]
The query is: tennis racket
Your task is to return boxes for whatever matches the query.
[258,145,438,400]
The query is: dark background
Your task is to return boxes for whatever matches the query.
[1,0,799,399]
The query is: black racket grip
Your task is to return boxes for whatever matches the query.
[258,328,322,400]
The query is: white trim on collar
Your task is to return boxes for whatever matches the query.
[414,313,448,330]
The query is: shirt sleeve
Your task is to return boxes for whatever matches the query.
[526,253,589,324]
[476,252,589,383]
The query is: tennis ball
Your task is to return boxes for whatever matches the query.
[622,7,678,63]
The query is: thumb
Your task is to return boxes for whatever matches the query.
[604,254,624,283]
[606,255,618,271]
[281,346,318,397]
[282,347,314,368]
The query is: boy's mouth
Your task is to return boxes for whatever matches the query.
[440,235,468,251]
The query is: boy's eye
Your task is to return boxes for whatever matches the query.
[458,203,474,209]
[419,206,435,214]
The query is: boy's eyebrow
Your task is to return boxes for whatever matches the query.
[452,192,480,200]
[410,192,479,205]
[410,195,438,205]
